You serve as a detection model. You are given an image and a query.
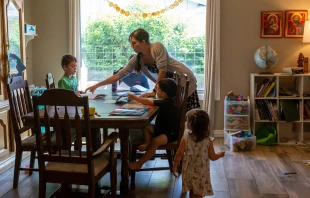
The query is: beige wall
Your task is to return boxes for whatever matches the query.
[25,0,310,130]
[24,0,68,87]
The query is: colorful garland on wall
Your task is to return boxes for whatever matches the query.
[104,0,184,18]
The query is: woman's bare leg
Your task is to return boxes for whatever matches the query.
[138,124,154,151]
[129,134,168,170]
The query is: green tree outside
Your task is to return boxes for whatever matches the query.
[81,1,205,89]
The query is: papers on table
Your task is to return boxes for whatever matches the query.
[80,93,106,100]
[109,107,149,116]
[121,103,148,109]
[115,82,130,91]
[115,83,148,92]
[130,85,148,92]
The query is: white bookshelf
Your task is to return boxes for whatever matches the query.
[250,73,310,145]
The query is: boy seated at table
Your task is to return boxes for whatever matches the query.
[127,78,179,170]
[58,54,84,95]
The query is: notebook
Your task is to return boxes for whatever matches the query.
[109,108,149,116]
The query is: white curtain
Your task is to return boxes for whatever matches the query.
[69,0,83,88]
[203,0,220,137]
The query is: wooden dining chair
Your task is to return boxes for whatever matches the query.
[7,76,38,188]
[129,73,189,190]
[32,89,118,198]
[45,73,55,89]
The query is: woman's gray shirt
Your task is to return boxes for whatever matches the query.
[117,42,197,95]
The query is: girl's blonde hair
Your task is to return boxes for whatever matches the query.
[186,109,210,142]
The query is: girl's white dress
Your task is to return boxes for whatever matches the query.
[182,133,213,196]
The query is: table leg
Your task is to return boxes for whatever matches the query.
[119,128,129,196]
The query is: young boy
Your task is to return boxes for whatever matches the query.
[58,55,79,93]
[128,78,179,170]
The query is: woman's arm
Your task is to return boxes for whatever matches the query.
[172,137,185,177]
[141,70,166,97]
[85,74,120,93]
[208,139,225,161]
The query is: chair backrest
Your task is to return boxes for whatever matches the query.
[7,76,33,141]
[32,89,92,169]
[45,73,55,89]
[175,73,189,144]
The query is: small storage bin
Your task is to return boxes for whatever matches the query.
[224,131,256,152]
[225,115,249,130]
[225,100,249,115]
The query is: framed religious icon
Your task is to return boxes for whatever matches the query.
[261,11,283,38]
[284,10,308,38]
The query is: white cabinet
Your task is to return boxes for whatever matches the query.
[224,96,250,132]
[250,73,310,144]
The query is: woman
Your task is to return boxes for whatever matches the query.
[85,28,200,111]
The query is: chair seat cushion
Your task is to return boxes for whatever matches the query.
[45,153,117,176]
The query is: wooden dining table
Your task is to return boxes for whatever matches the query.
[22,90,158,197]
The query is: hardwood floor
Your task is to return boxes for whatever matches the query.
[0,138,310,198]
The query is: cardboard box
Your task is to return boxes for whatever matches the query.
[24,24,36,34]
[224,131,256,152]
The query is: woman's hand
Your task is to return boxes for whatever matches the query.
[85,85,98,93]
[128,92,137,101]
[141,91,156,98]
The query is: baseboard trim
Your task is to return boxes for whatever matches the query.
[214,130,224,137]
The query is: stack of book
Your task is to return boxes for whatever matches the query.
[255,100,278,121]
[282,67,304,75]
[304,100,310,120]
[255,77,276,97]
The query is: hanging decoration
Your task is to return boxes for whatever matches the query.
[104,0,184,18]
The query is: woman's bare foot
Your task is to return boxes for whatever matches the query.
[128,162,142,170]
[138,143,150,151]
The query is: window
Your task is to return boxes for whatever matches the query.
[80,0,206,90]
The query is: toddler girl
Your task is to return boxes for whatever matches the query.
[173,109,225,198]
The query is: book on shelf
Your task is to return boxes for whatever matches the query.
[279,87,300,97]
[255,100,278,121]
[256,77,276,97]
[280,100,300,122]
[263,81,276,97]
[282,67,304,75]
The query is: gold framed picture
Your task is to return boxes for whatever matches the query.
[261,11,283,38]
[284,10,308,38]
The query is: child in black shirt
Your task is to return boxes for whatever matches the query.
[128,78,179,170]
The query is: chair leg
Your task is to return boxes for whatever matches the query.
[110,160,117,198]
[130,146,137,190]
[166,150,173,172]
[88,183,95,198]
[39,174,46,198]
[29,151,36,175]
[13,150,23,188]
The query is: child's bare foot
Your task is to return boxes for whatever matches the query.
[138,143,150,151]
[128,162,142,170]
